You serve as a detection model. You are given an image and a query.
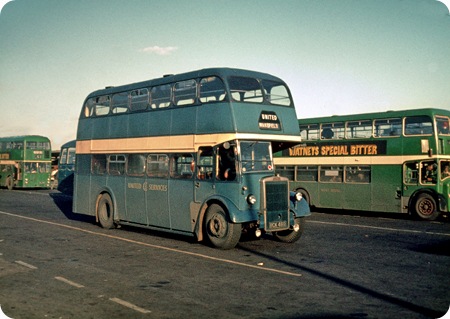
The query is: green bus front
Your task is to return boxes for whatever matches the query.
[0,136,52,189]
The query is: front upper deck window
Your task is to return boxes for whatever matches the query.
[404,116,433,135]
[261,80,291,106]
[200,77,226,103]
[240,141,273,173]
[229,76,263,103]
[436,116,450,135]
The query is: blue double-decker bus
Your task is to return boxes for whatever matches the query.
[73,68,310,249]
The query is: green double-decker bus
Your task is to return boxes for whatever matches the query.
[73,68,310,249]
[0,135,52,189]
[274,108,450,220]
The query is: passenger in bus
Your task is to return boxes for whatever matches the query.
[442,164,450,178]
[423,162,437,183]
[218,144,236,181]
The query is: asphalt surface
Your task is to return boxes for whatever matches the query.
[0,189,449,319]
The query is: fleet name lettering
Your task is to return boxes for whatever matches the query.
[289,144,379,157]
[127,182,168,192]
[261,114,278,121]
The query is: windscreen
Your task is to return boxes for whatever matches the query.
[240,141,273,173]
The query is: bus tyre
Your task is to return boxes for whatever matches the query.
[413,193,439,221]
[273,217,305,243]
[6,177,13,190]
[204,204,241,250]
[97,193,115,229]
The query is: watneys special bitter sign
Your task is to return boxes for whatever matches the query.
[284,140,387,157]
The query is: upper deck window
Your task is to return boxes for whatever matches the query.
[229,76,263,103]
[346,120,372,139]
[300,124,320,140]
[374,118,401,137]
[199,77,226,103]
[321,123,345,140]
[404,116,433,136]
[111,92,129,114]
[261,80,291,106]
[174,80,197,106]
[436,116,450,135]
[95,96,111,116]
[151,85,171,109]
[130,88,150,112]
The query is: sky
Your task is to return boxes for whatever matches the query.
[0,0,449,150]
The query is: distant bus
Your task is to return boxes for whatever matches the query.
[274,108,450,220]
[0,135,52,189]
[57,140,76,195]
[73,68,310,249]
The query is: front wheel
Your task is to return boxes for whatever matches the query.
[273,217,305,243]
[204,204,241,249]
[6,177,13,190]
[413,193,439,221]
[97,193,116,229]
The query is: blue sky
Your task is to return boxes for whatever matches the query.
[1,0,449,149]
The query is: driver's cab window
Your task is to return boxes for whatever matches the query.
[217,143,237,181]
[422,161,437,184]
[441,160,450,180]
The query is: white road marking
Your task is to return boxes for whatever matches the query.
[0,210,303,277]
[54,276,85,288]
[14,260,38,269]
[109,297,151,314]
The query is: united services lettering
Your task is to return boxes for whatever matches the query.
[128,182,168,192]
[287,141,387,157]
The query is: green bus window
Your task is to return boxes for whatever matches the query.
[92,154,107,175]
[320,166,343,183]
[297,166,318,182]
[229,76,263,103]
[346,166,370,183]
[147,154,169,178]
[174,80,197,106]
[151,85,171,109]
[171,154,194,179]
[346,120,372,139]
[441,161,450,180]
[108,154,126,176]
[404,162,419,184]
[277,165,294,180]
[95,96,111,116]
[300,124,320,141]
[436,116,450,135]
[111,92,129,114]
[261,80,291,106]
[127,154,146,176]
[199,77,226,103]
[198,147,214,180]
[130,89,149,112]
[404,116,433,136]
[321,123,344,140]
[374,118,401,137]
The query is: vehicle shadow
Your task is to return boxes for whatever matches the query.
[49,192,96,224]
[237,244,445,319]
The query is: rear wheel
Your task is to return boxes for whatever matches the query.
[97,193,115,229]
[204,204,241,249]
[413,193,439,221]
[273,217,305,243]
[6,177,13,190]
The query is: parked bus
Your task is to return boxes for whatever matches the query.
[0,135,52,189]
[57,140,76,195]
[73,68,310,249]
[274,108,450,220]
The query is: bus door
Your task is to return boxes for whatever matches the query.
[145,154,170,229]
[344,166,371,211]
[125,154,148,225]
[195,147,216,203]
[167,154,194,232]
[106,155,127,222]
[318,166,344,209]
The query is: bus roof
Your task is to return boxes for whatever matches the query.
[298,108,450,125]
[0,135,51,143]
[86,67,287,99]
